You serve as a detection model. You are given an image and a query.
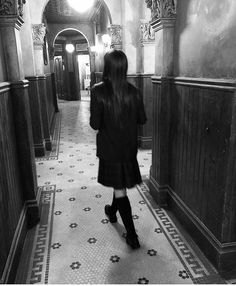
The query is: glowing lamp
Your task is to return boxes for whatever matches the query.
[65,43,75,53]
[67,0,94,13]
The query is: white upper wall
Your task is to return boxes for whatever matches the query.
[20,1,36,76]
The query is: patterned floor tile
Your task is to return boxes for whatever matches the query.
[16,98,226,284]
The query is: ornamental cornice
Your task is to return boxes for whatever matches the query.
[145,0,177,22]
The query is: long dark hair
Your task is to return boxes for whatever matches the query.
[102,49,132,128]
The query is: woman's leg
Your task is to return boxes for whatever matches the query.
[104,190,119,223]
[114,188,140,249]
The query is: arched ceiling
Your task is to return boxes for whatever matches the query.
[44,0,104,23]
[55,30,87,43]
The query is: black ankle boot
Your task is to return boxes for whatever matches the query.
[116,196,140,249]
[104,193,118,223]
[126,233,140,249]
[104,205,117,223]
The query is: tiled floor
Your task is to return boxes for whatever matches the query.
[16,97,226,284]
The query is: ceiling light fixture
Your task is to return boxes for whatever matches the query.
[67,0,94,13]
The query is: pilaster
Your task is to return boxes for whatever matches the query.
[0,10,24,81]
[32,23,52,150]
[11,80,40,226]
[146,0,177,206]
[0,0,39,225]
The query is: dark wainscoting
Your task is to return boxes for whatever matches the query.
[45,73,59,134]
[0,82,39,283]
[128,74,153,149]
[150,76,236,275]
[38,76,52,151]
[26,76,45,157]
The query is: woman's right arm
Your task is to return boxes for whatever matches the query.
[90,86,103,130]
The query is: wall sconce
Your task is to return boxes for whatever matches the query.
[65,43,75,53]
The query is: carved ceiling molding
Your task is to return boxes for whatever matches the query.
[32,24,46,49]
[145,0,177,22]
[0,0,26,17]
[108,24,122,49]
[140,19,155,44]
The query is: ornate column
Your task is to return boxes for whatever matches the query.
[147,0,177,75]
[146,0,177,205]
[0,0,39,226]
[108,24,122,50]
[137,20,155,149]
[32,23,52,151]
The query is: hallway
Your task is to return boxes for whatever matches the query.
[15,99,225,284]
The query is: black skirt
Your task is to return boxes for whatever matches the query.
[98,158,142,189]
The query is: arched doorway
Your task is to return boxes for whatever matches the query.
[53,29,90,101]
[43,0,112,101]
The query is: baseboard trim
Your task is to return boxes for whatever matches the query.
[166,187,236,274]
[25,199,40,229]
[149,177,236,273]
[1,206,28,284]
[148,175,168,207]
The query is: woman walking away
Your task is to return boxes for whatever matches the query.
[90,49,147,249]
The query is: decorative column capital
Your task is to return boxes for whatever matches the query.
[145,0,177,20]
[140,19,155,45]
[0,0,26,17]
[145,0,177,31]
[108,24,122,50]
[32,24,46,50]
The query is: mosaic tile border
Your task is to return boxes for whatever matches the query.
[137,182,225,284]
[36,112,61,162]
[23,183,225,284]
[26,185,56,284]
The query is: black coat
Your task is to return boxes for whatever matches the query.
[90,81,147,162]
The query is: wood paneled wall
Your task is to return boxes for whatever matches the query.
[46,73,57,131]
[38,76,52,151]
[27,77,45,157]
[128,74,154,149]
[0,83,25,282]
[169,79,234,239]
[150,76,236,273]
